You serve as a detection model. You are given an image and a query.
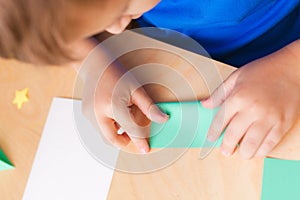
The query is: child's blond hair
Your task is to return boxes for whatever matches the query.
[0,0,76,65]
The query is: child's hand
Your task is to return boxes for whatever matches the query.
[81,62,168,153]
[202,43,300,159]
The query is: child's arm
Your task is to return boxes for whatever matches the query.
[202,39,300,159]
[73,38,168,153]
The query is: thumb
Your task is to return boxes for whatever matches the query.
[202,70,239,108]
[131,87,169,124]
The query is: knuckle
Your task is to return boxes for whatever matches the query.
[231,89,245,103]
[208,125,221,137]
[222,130,236,146]
[122,125,136,136]
[229,95,245,110]
[211,113,226,131]
[263,139,277,150]
[98,96,113,109]
[271,130,284,142]
[267,128,285,145]
[268,112,285,124]
[244,137,258,150]
[230,94,242,106]
[249,102,265,117]
[249,104,284,124]
[146,102,155,118]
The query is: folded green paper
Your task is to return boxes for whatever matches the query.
[150,101,224,148]
[261,158,300,200]
[0,148,14,171]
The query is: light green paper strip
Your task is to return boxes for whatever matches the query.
[150,101,224,148]
[0,148,14,171]
[261,158,300,200]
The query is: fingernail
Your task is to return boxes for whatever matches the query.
[140,148,147,154]
[222,149,230,157]
[150,107,169,123]
[201,98,208,102]
[161,112,169,120]
[152,115,166,123]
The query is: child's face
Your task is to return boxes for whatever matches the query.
[105,0,160,34]
[63,0,159,44]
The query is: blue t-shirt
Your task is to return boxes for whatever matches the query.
[138,0,300,67]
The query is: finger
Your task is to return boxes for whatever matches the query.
[202,70,239,108]
[131,87,169,123]
[220,113,253,157]
[115,122,149,153]
[255,126,283,157]
[112,102,150,153]
[98,118,130,148]
[130,137,150,154]
[239,122,272,159]
[206,96,239,142]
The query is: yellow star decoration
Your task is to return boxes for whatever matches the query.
[13,88,29,109]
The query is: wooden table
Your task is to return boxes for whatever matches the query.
[0,31,299,200]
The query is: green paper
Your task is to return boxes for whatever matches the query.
[261,158,300,200]
[150,101,224,148]
[0,148,14,171]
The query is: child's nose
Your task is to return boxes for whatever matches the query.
[131,13,143,19]
[105,16,132,34]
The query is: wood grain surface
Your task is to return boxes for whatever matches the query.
[0,31,299,200]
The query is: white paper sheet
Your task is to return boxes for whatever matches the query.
[22,98,118,200]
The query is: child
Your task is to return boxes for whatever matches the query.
[1,0,299,159]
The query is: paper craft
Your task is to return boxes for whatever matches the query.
[22,98,118,200]
[261,158,300,200]
[13,88,29,109]
[150,101,224,148]
[0,148,14,171]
